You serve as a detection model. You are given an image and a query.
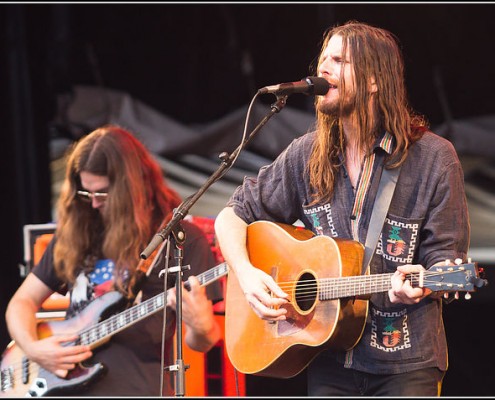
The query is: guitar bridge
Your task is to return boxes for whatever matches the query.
[0,365,14,392]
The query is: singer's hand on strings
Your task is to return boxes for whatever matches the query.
[388,264,432,304]
[236,263,289,321]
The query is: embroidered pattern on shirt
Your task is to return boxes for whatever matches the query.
[376,217,418,263]
[303,203,338,236]
[370,307,411,352]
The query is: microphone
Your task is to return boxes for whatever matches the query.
[258,76,330,96]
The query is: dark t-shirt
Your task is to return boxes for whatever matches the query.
[32,219,223,396]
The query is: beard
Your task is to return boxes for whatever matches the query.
[317,91,356,117]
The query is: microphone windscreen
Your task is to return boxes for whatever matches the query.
[307,76,330,95]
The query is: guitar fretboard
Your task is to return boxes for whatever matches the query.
[318,268,475,300]
[78,262,228,346]
[319,273,395,300]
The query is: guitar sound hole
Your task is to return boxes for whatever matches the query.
[295,272,317,312]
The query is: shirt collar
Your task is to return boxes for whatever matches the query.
[373,131,395,155]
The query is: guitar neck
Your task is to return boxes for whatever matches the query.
[78,262,228,347]
[319,266,480,300]
[320,273,395,300]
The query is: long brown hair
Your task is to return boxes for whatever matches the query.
[308,21,428,204]
[54,125,181,297]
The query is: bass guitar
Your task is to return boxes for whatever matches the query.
[0,262,228,397]
[225,220,486,379]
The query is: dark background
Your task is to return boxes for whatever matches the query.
[1,2,495,396]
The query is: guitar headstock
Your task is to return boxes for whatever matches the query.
[423,258,488,300]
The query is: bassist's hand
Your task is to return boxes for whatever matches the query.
[236,262,289,321]
[167,276,221,353]
[167,276,213,334]
[26,334,92,378]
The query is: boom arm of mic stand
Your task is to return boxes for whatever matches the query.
[140,95,288,260]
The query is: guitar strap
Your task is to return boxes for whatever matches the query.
[362,165,402,275]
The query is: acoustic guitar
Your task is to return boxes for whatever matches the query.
[225,220,486,379]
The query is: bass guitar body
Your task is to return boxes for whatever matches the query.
[1,262,228,397]
[0,291,125,397]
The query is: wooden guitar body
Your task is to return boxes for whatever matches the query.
[225,221,367,378]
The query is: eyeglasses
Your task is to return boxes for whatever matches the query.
[77,190,109,202]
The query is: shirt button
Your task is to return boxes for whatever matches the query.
[350,215,356,220]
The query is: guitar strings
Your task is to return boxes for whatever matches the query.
[271,270,468,302]
[1,268,465,390]
[77,263,229,344]
[1,264,231,391]
[273,269,465,290]
[1,358,41,389]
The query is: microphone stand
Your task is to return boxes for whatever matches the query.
[162,222,190,397]
[140,94,288,397]
[140,94,288,260]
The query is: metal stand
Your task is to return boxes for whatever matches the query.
[140,94,288,261]
[141,94,288,397]
[161,221,190,397]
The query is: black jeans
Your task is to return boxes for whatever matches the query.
[307,354,445,396]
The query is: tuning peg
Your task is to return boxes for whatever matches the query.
[444,259,451,265]
[468,257,472,263]
[454,258,462,265]
[444,292,449,299]
[465,292,472,300]
[454,292,459,300]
